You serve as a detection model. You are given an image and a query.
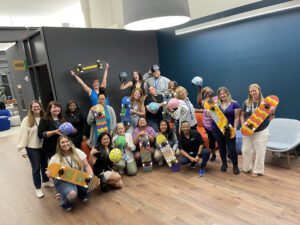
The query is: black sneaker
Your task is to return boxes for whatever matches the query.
[220,164,227,172]
[78,195,88,202]
[210,154,216,161]
[61,201,72,211]
[233,166,240,175]
[190,162,196,169]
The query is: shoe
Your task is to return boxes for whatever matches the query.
[35,189,44,198]
[61,202,72,211]
[251,173,258,178]
[78,195,88,202]
[220,164,227,172]
[210,154,216,161]
[158,160,164,166]
[233,166,240,175]
[190,162,196,169]
[198,169,205,177]
[44,181,54,188]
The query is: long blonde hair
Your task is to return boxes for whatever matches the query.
[56,136,83,170]
[245,83,264,106]
[130,88,144,110]
[175,86,187,100]
[27,100,45,127]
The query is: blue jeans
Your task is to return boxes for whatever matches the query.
[54,180,88,206]
[26,148,49,189]
[180,149,210,169]
[212,129,238,167]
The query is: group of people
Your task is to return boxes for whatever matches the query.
[17,63,275,211]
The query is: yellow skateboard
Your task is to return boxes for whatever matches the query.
[203,98,236,138]
[48,163,99,192]
[73,60,106,75]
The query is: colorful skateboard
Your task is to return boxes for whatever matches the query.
[48,163,99,192]
[120,96,131,126]
[162,90,173,122]
[139,134,152,172]
[241,95,279,136]
[73,60,106,75]
[203,98,236,138]
[94,104,108,135]
[156,134,180,172]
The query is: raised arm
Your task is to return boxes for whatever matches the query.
[120,81,133,90]
[70,70,92,95]
[100,63,109,88]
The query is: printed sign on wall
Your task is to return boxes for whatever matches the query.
[13,60,26,71]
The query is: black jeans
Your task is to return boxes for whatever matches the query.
[27,148,49,189]
[204,128,216,150]
[212,129,238,167]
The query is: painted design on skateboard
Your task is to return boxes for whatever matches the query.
[139,134,153,172]
[241,95,279,136]
[156,134,180,172]
[94,104,108,135]
[120,96,131,125]
[48,163,99,192]
[162,90,173,122]
[73,60,106,74]
[203,98,236,138]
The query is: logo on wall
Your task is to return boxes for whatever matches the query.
[13,60,26,71]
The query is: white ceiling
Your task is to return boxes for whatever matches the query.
[0,0,262,28]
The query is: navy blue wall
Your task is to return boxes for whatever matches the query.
[157,9,300,120]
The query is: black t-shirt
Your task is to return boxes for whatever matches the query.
[144,94,163,122]
[241,100,269,132]
[179,129,204,156]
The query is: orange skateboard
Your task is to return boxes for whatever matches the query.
[241,95,279,136]
[203,98,236,138]
[48,163,99,192]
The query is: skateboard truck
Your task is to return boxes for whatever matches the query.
[57,168,65,179]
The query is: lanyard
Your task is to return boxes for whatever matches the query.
[154,77,160,89]
[65,157,73,168]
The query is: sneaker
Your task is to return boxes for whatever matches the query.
[190,162,196,169]
[158,159,164,166]
[78,196,88,202]
[220,164,227,172]
[61,202,72,211]
[35,189,44,198]
[210,154,216,161]
[233,166,240,175]
[44,181,54,188]
[198,169,205,177]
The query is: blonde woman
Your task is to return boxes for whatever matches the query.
[17,100,49,198]
[170,86,197,131]
[241,84,275,177]
[48,135,93,211]
[211,87,241,175]
[130,88,145,129]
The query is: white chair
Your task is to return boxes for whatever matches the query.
[266,118,300,169]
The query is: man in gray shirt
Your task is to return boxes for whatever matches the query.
[145,65,170,95]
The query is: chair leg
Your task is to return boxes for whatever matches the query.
[287,151,291,169]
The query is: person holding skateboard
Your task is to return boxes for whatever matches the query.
[179,121,210,177]
[70,63,109,106]
[211,87,241,175]
[48,135,93,211]
[240,83,275,177]
[17,100,49,198]
[89,132,123,191]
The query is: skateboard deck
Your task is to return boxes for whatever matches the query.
[156,134,180,172]
[241,95,279,136]
[120,96,131,126]
[94,104,108,135]
[73,60,106,75]
[48,163,99,192]
[139,134,152,172]
[203,98,236,138]
[162,90,173,122]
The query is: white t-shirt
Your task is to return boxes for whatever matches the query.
[49,148,86,171]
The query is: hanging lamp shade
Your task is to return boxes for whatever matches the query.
[123,0,190,31]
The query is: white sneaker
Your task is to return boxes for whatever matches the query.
[44,181,54,188]
[36,189,44,198]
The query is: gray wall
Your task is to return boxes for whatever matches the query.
[42,27,158,117]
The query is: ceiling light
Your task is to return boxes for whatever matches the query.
[123,0,190,31]
[175,0,300,35]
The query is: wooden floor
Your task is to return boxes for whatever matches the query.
[1,134,300,225]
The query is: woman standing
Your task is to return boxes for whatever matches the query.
[48,135,93,211]
[130,88,145,129]
[38,101,65,160]
[211,87,241,175]
[89,132,123,190]
[87,93,116,148]
[241,83,275,177]
[65,100,86,148]
[120,71,145,95]
[17,100,49,198]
